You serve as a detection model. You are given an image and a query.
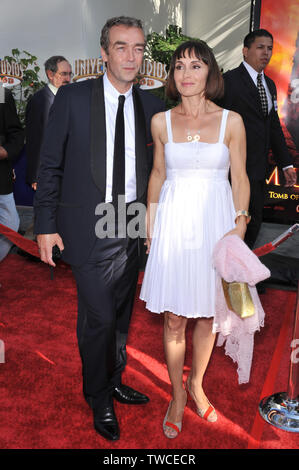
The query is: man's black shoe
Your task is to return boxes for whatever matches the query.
[93,404,120,441]
[113,384,149,404]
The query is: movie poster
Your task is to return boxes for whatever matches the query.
[260,0,299,222]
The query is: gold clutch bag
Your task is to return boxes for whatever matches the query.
[221,279,255,318]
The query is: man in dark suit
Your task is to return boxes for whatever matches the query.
[0,85,24,262]
[34,16,164,441]
[25,56,72,190]
[219,29,297,248]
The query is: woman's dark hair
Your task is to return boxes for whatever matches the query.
[166,40,224,101]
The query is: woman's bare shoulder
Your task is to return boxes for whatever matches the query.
[226,109,243,124]
[152,111,167,124]
[151,111,168,137]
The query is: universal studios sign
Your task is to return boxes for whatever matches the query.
[0,57,168,90]
[0,59,23,86]
[73,57,168,89]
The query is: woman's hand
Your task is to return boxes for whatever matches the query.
[144,237,152,254]
[224,217,247,240]
[145,217,153,254]
[145,202,158,255]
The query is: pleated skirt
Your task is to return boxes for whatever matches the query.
[140,172,236,318]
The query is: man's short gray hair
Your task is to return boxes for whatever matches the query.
[100,16,144,54]
[44,56,68,74]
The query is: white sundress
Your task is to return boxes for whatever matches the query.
[140,108,236,318]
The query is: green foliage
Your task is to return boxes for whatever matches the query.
[145,25,198,108]
[3,48,46,125]
[145,24,195,67]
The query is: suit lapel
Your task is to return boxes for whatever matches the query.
[90,76,106,197]
[133,87,148,201]
[239,63,258,96]
[264,74,276,114]
[44,86,55,122]
[45,85,55,106]
[264,74,275,95]
[239,63,265,116]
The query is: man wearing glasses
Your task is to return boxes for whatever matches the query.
[26,56,72,190]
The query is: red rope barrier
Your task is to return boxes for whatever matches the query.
[253,223,299,257]
[0,223,39,258]
[0,222,298,261]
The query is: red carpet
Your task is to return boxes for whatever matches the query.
[0,253,298,450]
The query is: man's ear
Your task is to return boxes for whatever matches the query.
[242,46,248,60]
[101,47,108,63]
[46,70,53,82]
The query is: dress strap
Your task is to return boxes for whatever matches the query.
[165,109,173,143]
[218,109,229,144]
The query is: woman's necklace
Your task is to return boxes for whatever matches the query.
[186,130,201,142]
[179,103,202,142]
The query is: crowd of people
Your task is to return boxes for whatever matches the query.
[0,16,297,441]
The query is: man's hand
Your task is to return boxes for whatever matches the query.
[284,167,297,187]
[31,182,37,190]
[37,233,64,267]
[0,146,8,160]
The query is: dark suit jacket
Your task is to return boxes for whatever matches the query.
[34,76,164,266]
[25,85,55,184]
[0,88,24,195]
[219,63,292,181]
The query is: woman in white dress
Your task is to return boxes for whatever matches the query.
[140,41,250,438]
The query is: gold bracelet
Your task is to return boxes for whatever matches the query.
[235,210,251,224]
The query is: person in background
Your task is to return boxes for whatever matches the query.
[0,84,24,264]
[25,55,72,190]
[218,29,297,250]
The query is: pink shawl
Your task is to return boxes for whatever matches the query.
[212,235,271,384]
